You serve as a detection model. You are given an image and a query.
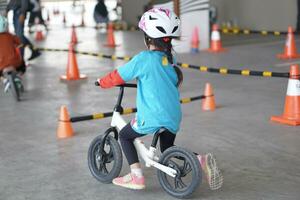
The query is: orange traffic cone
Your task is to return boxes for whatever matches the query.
[105,23,118,47]
[202,83,216,111]
[207,24,226,53]
[35,30,44,41]
[60,44,87,80]
[191,27,199,53]
[271,65,300,125]
[277,26,300,59]
[57,106,74,139]
[70,25,78,44]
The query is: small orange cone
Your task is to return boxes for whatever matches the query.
[277,26,300,59]
[207,24,226,53]
[70,25,78,44]
[271,65,300,125]
[105,23,118,47]
[60,44,87,80]
[202,83,216,111]
[191,27,199,53]
[57,106,74,139]
[35,30,44,41]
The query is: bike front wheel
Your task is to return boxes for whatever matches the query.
[8,73,20,101]
[88,134,123,183]
[157,146,202,198]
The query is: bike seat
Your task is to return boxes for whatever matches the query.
[151,128,169,148]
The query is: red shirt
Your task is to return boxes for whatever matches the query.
[0,32,22,71]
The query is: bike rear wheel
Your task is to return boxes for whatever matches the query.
[157,146,202,198]
[88,134,123,183]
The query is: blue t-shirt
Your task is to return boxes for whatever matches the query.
[117,50,182,134]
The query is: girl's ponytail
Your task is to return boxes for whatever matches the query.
[145,34,183,87]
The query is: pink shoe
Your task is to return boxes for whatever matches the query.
[198,153,223,190]
[112,173,145,190]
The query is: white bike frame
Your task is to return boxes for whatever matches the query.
[110,111,177,178]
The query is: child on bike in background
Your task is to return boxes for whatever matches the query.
[97,8,223,190]
[0,15,26,92]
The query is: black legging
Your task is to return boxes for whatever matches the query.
[119,123,176,165]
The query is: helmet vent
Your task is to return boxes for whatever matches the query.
[149,15,158,20]
[156,26,166,34]
[172,26,178,33]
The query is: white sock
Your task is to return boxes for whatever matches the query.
[131,168,143,178]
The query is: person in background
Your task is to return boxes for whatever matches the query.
[28,0,47,33]
[0,0,7,16]
[6,0,41,61]
[93,0,108,29]
[297,0,300,31]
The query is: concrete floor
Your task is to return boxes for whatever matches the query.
[0,23,300,200]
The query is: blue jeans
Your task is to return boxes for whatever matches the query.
[13,9,33,58]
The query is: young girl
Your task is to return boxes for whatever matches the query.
[97,8,223,190]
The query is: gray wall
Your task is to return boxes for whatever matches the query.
[210,0,298,31]
[122,0,298,31]
[122,0,148,25]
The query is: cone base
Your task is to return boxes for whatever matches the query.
[277,54,300,59]
[70,41,81,45]
[202,100,216,111]
[271,115,300,126]
[57,121,74,138]
[202,107,216,111]
[60,74,87,81]
[104,44,120,48]
[207,48,227,53]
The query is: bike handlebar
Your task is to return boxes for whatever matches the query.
[117,83,137,88]
[94,81,137,88]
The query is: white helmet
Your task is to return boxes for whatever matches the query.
[138,8,180,38]
[0,15,8,33]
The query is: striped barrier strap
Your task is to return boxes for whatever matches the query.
[35,47,289,79]
[67,24,139,31]
[177,63,290,78]
[221,28,285,36]
[70,95,205,123]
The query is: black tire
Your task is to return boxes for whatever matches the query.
[8,74,20,101]
[157,146,202,198]
[88,134,123,183]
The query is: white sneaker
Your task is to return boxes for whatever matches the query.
[198,153,224,190]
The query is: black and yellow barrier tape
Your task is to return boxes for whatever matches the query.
[68,23,139,31]
[221,28,285,36]
[35,47,290,79]
[70,95,206,122]
[177,62,290,78]
[35,47,133,61]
